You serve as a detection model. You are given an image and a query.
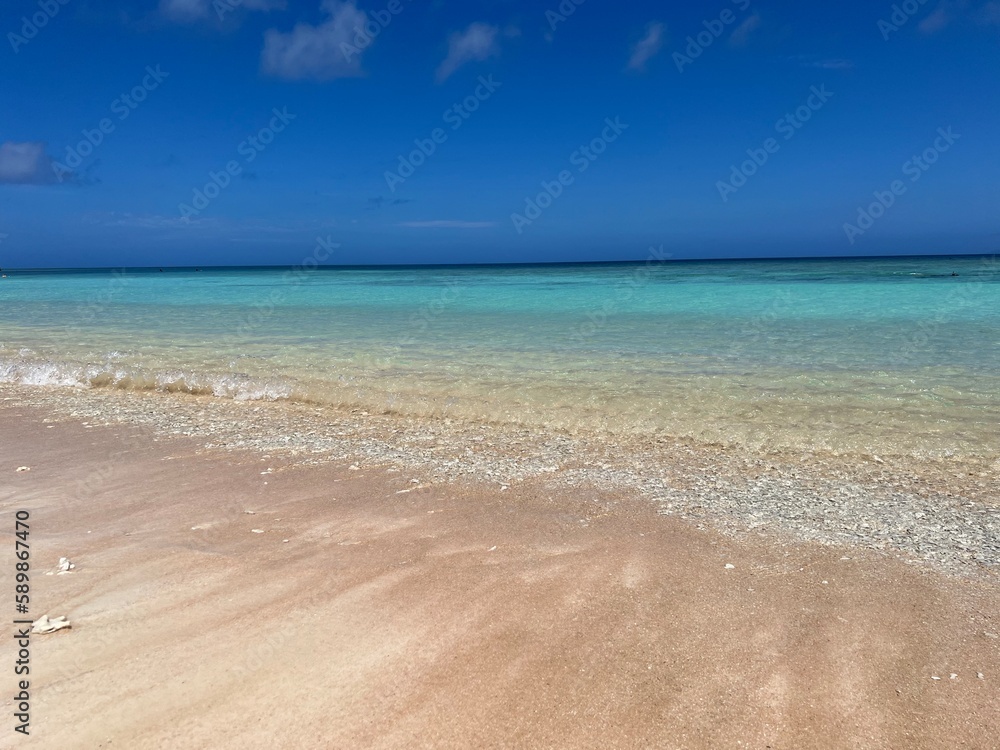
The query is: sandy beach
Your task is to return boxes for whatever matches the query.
[7,1,1000,745]
[2,392,998,749]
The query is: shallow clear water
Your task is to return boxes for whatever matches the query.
[2,256,999,458]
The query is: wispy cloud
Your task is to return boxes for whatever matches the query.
[98,212,219,229]
[367,196,413,209]
[160,0,214,22]
[261,0,367,81]
[919,4,953,34]
[436,23,501,83]
[627,22,665,72]
[729,12,761,46]
[796,56,854,70]
[400,220,496,229]
[0,141,67,185]
[916,1,1000,34]
[160,0,283,23]
[96,213,308,237]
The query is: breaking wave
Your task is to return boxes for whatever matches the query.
[0,354,295,403]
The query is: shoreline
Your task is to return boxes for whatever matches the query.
[3,383,998,576]
[1,393,999,747]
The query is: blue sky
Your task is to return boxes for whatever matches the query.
[1,0,999,267]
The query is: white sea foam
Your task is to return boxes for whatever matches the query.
[0,355,294,403]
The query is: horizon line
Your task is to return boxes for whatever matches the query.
[2,251,997,273]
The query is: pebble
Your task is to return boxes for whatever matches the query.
[16,466,30,472]
[251,529,265,534]
[725,564,735,570]
[31,615,71,635]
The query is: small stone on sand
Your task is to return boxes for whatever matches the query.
[251,529,265,534]
[725,564,736,570]
[16,466,30,472]
[32,615,71,635]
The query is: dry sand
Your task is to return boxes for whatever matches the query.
[1,399,998,749]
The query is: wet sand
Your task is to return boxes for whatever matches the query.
[1,398,999,749]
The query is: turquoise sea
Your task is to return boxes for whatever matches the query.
[2,256,998,459]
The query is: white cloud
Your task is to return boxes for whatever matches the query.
[400,221,496,229]
[627,22,665,72]
[809,58,854,70]
[919,5,953,34]
[729,13,761,46]
[916,1,1000,32]
[261,0,367,80]
[436,23,500,83]
[161,0,283,23]
[101,212,217,229]
[0,142,63,185]
[160,0,211,21]
[788,55,855,70]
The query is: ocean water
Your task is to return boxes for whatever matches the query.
[2,256,999,459]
